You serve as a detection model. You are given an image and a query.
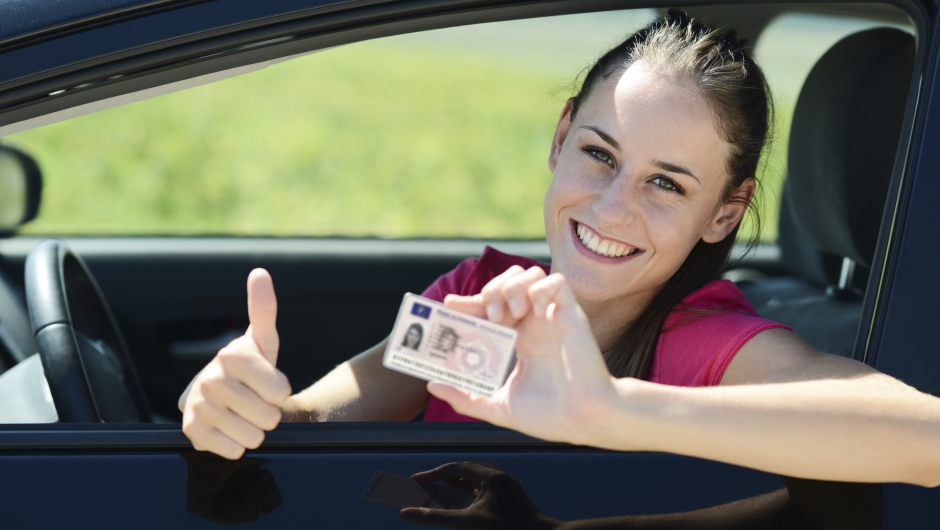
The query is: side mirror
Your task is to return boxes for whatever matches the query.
[0,144,42,232]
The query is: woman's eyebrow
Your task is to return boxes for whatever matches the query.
[580,126,620,150]
[653,160,700,184]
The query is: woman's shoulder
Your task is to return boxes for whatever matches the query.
[420,246,549,302]
[676,279,758,315]
[651,280,790,387]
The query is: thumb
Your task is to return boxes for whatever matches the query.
[443,294,487,319]
[246,268,279,365]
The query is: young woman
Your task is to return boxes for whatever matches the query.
[178,13,940,488]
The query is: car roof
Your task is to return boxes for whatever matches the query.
[0,0,925,138]
[0,0,173,47]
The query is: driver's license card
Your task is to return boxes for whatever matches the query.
[383,293,517,397]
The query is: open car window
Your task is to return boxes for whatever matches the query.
[0,3,918,421]
[11,8,910,241]
[6,11,667,239]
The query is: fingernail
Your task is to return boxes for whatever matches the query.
[508,299,521,317]
[486,303,502,321]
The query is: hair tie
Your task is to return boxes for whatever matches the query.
[718,30,748,57]
[666,9,691,28]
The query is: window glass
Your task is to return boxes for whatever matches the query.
[6,11,656,238]
[747,12,913,240]
[3,10,912,240]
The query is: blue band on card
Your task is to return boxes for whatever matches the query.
[411,303,432,319]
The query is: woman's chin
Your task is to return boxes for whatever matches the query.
[564,272,628,303]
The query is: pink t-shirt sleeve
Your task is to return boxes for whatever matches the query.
[647,280,791,387]
[420,257,479,303]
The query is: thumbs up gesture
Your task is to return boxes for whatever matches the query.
[180,269,292,459]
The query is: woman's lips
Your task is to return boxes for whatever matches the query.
[570,220,643,262]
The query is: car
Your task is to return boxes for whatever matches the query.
[0,0,938,527]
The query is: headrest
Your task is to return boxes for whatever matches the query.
[785,28,914,267]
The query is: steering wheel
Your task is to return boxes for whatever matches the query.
[24,239,150,422]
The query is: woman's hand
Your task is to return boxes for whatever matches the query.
[179,269,292,460]
[434,267,616,445]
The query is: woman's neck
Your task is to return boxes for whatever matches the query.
[577,289,659,353]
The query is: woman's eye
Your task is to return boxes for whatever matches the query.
[583,147,614,166]
[651,175,683,194]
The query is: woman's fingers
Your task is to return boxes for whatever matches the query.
[426,382,503,426]
[191,396,267,450]
[216,337,292,406]
[477,265,549,325]
[479,265,526,324]
[501,267,548,320]
[201,374,283,431]
[528,273,576,318]
[182,420,247,460]
[447,266,551,327]
[443,294,487,318]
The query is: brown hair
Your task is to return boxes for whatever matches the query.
[570,10,772,379]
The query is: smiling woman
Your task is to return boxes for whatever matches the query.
[173,11,940,495]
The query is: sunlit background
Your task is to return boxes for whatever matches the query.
[3,10,903,240]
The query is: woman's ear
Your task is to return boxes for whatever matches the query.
[548,99,576,172]
[701,178,757,243]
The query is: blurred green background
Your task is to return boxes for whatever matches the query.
[4,11,889,241]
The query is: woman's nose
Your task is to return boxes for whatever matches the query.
[592,174,636,227]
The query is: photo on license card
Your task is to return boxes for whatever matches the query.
[383,293,517,397]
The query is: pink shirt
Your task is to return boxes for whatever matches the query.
[421,246,789,422]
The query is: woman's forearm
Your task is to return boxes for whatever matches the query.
[281,338,429,422]
[587,375,940,487]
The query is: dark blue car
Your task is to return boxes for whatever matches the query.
[0,0,938,527]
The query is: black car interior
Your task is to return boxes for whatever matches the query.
[738,27,915,358]
[0,6,918,423]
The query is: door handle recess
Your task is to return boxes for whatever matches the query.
[169,329,244,360]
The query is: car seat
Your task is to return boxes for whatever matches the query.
[746,27,914,358]
[0,273,38,374]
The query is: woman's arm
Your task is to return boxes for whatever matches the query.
[431,270,940,487]
[280,337,429,422]
[180,269,428,459]
[584,330,940,487]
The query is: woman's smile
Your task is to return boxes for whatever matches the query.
[570,220,643,262]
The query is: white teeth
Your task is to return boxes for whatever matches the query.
[576,222,637,258]
[587,234,600,252]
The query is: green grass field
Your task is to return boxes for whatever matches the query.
[7,17,794,241]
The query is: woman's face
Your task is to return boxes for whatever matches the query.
[405,327,421,348]
[544,61,752,306]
